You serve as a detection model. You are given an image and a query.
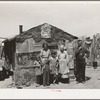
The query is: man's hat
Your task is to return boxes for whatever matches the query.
[85,40,91,44]
[77,37,83,42]
[85,36,91,44]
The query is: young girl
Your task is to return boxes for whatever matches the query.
[57,45,70,83]
[40,43,51,86]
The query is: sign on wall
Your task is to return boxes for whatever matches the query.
[41,23,51,38]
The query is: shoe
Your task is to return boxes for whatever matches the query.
[82,81,85,84]
[1,79,5,81]
[67,81,70,84]
[16,86,23,89]
[36,84,40,87]
[67,78,70,84]
[76,81,79,84]
[43,84,46,87]
[55,81,59,84]
[47,84,50,86]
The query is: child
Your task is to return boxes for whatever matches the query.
[50,51,59,84]
[40,43,51,86]
[34,58,42,87]
[57,45,70,84]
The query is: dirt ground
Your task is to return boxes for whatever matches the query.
[22,66,100,89]
[0,59,100,89]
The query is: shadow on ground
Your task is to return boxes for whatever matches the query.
[85,76,91,81]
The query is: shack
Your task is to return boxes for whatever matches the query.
[3,23,78,86]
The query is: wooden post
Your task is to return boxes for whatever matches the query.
[90,34,98,68]
[13,41,17,83]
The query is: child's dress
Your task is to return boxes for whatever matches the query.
[57,51,69,78]
[66,42,74,69]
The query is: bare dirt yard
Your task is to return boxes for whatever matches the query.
[0,58,100,89]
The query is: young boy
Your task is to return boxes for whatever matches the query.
[34,58,42,87]
[50,51,59,84]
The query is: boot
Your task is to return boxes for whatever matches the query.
[67,78,70,84]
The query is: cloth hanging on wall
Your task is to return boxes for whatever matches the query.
[16,38,42,53]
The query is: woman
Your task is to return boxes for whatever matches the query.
[40,43,51,86]
[57,45,70,83]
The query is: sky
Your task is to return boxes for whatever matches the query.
[0,1,100,39]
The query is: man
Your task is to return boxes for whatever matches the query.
[75,39,88,84]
